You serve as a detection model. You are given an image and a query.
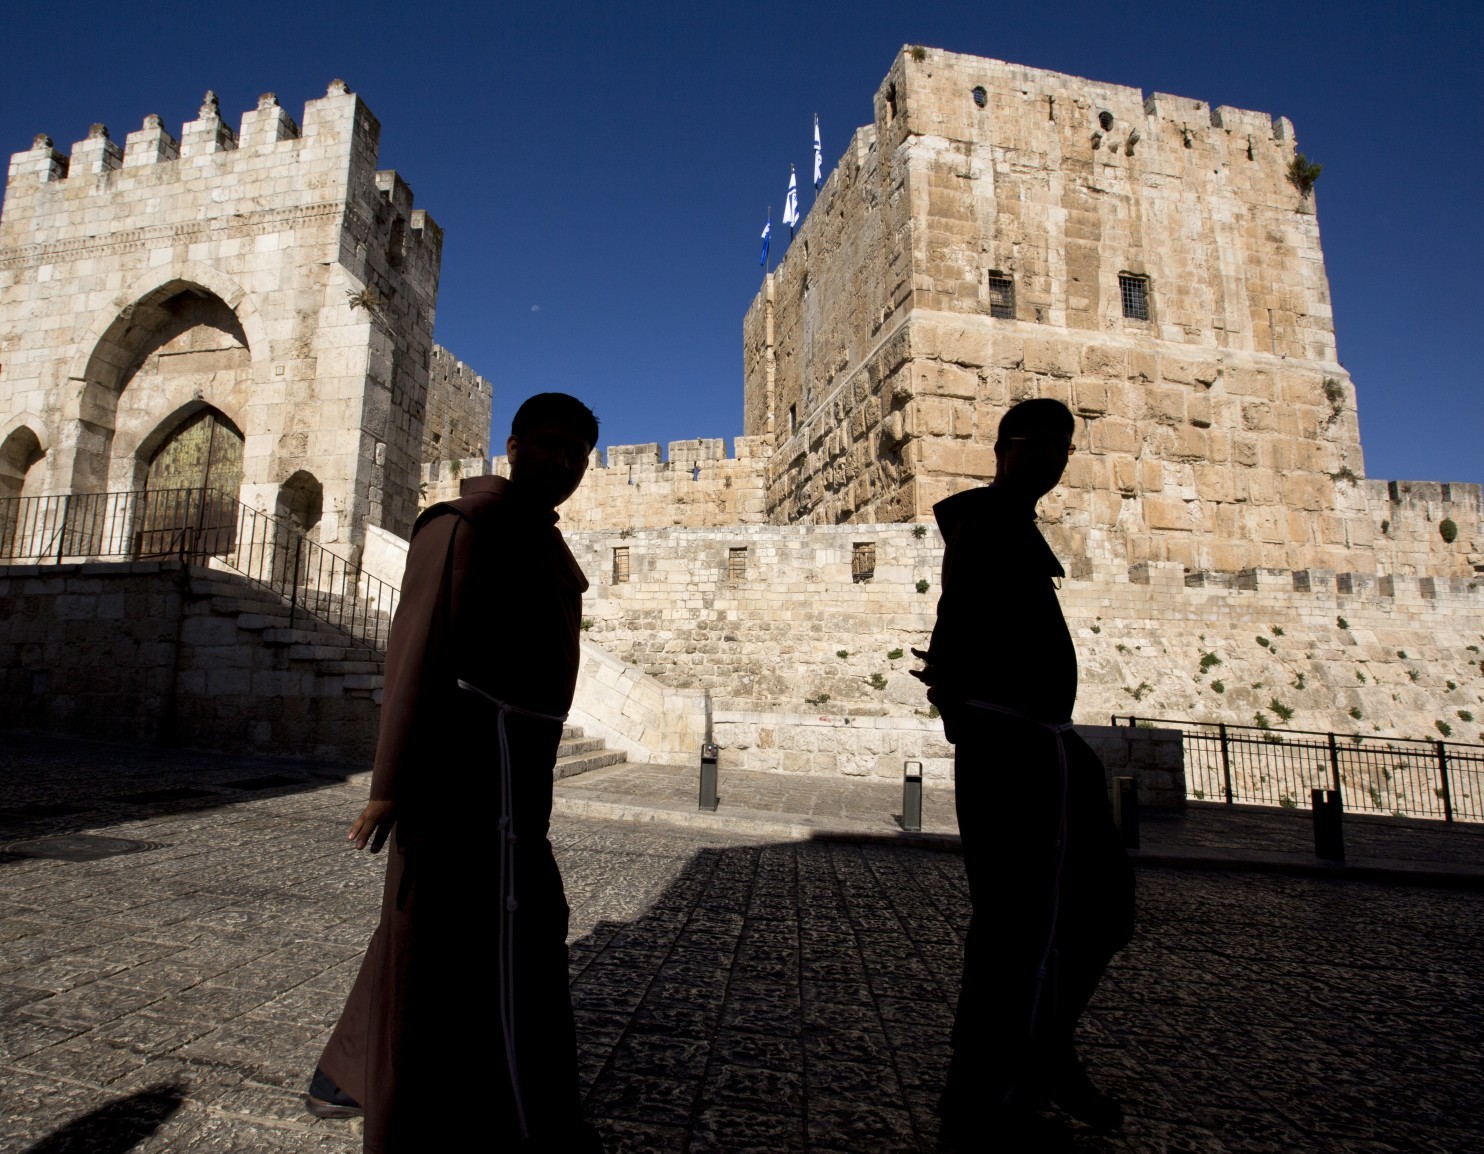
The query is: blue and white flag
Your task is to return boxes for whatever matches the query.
[759,211,771,267]
[783,166,800,236]
[813,115,823,190]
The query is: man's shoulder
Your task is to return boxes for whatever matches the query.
[411,478,513,539]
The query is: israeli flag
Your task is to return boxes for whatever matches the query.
[759,212,771,267]
[783,166,800,236]
[813,115,823,190]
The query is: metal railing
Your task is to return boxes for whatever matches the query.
[0,487,399,651]
[1114,715,1484,824]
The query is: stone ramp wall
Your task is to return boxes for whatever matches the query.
[568,524,1484,748]
[0,562,381,763]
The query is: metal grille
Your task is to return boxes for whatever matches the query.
[1119,274,1150,321]
[612,546,630,584]
[987,274,1015,320]
[851,542,876,583]
[0,487,398,651]
[728,547,747,581]
[1116,715,1484,823]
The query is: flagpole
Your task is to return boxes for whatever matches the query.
[765,205,772,278]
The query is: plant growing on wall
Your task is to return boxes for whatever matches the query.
[915,580,930,594]
[1436,719,1453,737]
[1269,698,1295,722]
[1287,153,1322,197]
[887,648,904,660]
[1440,517,1459,544]
[868,672,887,690]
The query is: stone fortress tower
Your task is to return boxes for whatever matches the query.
[742,48,1478,580]
[0,82,488,556]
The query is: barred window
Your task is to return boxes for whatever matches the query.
[851,542,876,583]
[987,273,1015,320]
[1119,274,1150,321]
[728,547,748,581]
[612,546,630,584]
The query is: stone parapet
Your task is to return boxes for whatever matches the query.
[419,436,773,529]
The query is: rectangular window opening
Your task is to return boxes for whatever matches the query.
[1119,274,1150,321]
[728,547,748,581]
[789,404,798,436]
[612,546,630,584]
[987,273,1015,320]
[851,541,876,583]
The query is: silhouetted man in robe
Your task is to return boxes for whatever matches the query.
[914,398,1135,1151]
[306,393,605,1153]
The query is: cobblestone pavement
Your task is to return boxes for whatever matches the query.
[3,735,1483,1152]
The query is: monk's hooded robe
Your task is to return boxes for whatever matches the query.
[923,484,1135,1108]
[317,475,600,1153]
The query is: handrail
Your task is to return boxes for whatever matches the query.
[0,487,399,652]
[1113,714,1483,823]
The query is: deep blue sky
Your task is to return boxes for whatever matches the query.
[3,1,1479,485]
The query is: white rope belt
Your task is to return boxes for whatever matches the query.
[964,700,1074,1056]
[457,679,567,1140]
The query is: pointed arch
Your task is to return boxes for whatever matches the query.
[61,266,264,495]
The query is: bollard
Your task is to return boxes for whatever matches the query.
[901,760,923,832]
[1311,788,1344,861]
[698,743,719,812]
[1113,775,1140,849]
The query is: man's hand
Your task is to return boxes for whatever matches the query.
[348,800,396,852]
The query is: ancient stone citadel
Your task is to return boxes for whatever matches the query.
[3,50,1482,783]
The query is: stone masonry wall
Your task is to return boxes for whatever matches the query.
[1367,480,1484,577]
[0,561,380,761]
[422,344,492,464]
[0,83,442,552]
[419,437,774,529]
[569,523,1484,748]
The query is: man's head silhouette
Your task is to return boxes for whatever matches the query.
[994,398,1076,503]
[506,393,600,510]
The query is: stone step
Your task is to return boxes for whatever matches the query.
[556,736,606,759]
[553,747,627,780]
[312,659,383,676]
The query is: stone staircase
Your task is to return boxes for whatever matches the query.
[186,567,627,776]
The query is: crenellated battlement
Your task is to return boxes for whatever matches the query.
[2,82,438,260]
[419,436,775,528]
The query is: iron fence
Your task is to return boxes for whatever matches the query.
[1115,715,1484,824]
[0,488,398,651]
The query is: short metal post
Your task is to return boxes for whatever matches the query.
[1311,788,1345,861]
[901,760,923,832]
[698,742,719,811]
[1436,740,1454,823]
[1218,723,1234,805]
[1113,775,1140,849]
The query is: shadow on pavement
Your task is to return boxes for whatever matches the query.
[0,732,358,859]
[19,1083,185,1154]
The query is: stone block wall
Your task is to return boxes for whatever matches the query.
[0,82,442,552]
[568,522,1484,748]
[1367,480,1484,577]
[0,561,381,761]
[419,437,774,529]
[422,345,492,464]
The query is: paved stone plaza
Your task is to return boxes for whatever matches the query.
[3,736,1483,1152]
